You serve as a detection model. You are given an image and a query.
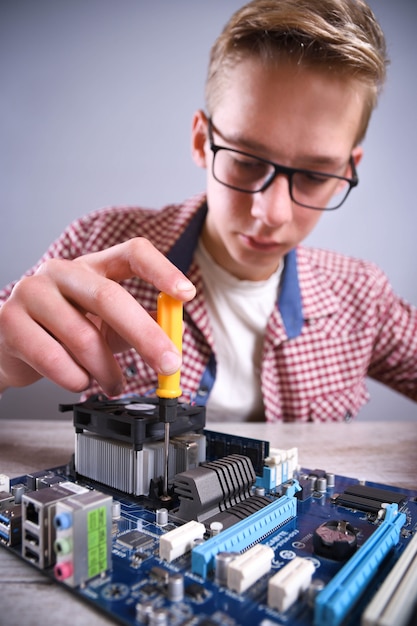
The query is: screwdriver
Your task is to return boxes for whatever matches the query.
[156,292,183,500]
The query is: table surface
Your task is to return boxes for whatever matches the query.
[0,418,416,626]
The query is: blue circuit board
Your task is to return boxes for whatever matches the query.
[1,432,417,626]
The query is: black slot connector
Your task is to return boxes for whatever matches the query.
[334,483,407,513]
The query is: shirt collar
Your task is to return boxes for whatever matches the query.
[167,201,208,273]
[166,200,305,339]
[295,248,340,320]
[278,248,304,339]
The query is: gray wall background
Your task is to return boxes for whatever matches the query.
[0,0,416,421]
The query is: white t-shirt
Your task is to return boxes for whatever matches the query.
[195,241,283,422]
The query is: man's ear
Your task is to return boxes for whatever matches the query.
[334,145,364,196]
[191,110,208,169]
[343,145,364,181]
[352,145,363,169]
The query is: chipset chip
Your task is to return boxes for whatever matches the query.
[117,530,154,550]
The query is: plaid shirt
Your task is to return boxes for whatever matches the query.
[1,193,416,421]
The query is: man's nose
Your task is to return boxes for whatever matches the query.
[250,174,293,227]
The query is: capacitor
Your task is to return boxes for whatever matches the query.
[316,477,327,493]
[11,483,25,504]
[149,608,169,626]
[210,521,223,536]
[168,574,184,602]
[326,473,335,488]
[156,508,169,526]
[112,501,121,520]
[135,601,154,623]
[193,537,205,548]
[215,552,238,586]
[306,579,326,608]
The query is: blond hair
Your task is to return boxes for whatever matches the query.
[206,0,388,142]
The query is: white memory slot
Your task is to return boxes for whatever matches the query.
[361,531,417,626]
[227,544,274,593]
[268,557,315,613]
[159,520,206,562]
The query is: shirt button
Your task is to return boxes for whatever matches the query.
[125,365,138,378]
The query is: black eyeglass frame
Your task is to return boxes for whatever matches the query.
[207,118,359,211]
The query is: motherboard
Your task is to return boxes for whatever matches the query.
[1,395,416,626]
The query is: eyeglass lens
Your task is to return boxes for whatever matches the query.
[213,148,352,210]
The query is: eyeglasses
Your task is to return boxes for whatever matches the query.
[208,119,359,211]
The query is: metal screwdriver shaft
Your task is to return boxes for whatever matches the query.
[156,293,183,500]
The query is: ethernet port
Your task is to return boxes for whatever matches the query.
[25,501,40,526]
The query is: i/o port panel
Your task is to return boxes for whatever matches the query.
[54,489,113,587]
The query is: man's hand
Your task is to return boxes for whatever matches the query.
[0,238,196,396]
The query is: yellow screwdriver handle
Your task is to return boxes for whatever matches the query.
[156,293,182,399]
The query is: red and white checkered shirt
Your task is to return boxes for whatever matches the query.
[1,193,416,421]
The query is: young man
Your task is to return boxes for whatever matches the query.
[0,0,416,421]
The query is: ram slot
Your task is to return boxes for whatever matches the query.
[191,481,300,579]
[314,503,406,626]
[361,531,417,626]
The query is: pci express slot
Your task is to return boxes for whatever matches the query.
[335,484,406,513]
[314,503,406,626]
[343,484,406,507]
[191,481,300,579]
[335,494,383,514]
[361,531,417,626]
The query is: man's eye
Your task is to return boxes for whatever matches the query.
[299,172,332,186]
[231,157,265,173]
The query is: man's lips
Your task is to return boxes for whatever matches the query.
[239,233,282,251]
